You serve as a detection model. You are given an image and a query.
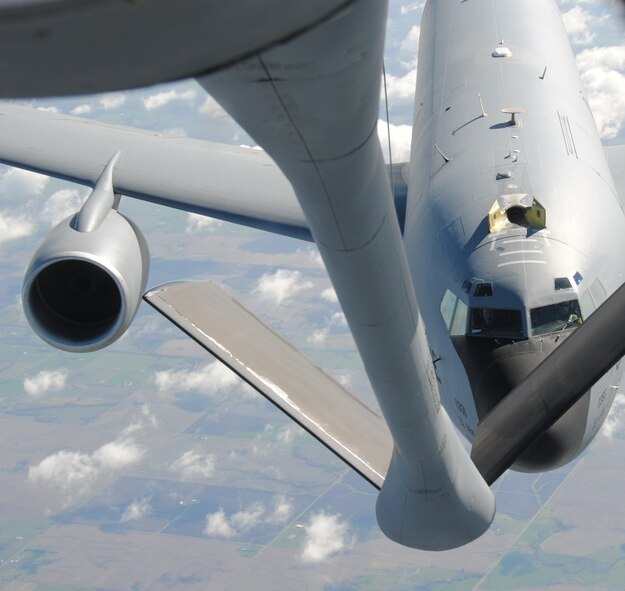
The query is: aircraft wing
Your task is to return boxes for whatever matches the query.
[0,102,311,240]
[604,144,625,210]
[145,280,393,489]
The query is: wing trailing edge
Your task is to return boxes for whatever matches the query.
[144,280,393,489]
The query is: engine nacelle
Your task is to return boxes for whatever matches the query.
[23,210,149,352]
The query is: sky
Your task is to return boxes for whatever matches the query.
[0,1,625,590]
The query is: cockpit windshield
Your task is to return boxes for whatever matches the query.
[469,308,524,338]
[530,300,582,335]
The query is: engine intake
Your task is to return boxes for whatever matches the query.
[23,210,149,352]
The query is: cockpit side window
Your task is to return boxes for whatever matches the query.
[469,308,523,337]
[530,300,582,335]
[440,289,469,336]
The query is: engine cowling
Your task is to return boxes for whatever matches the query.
[22,210,149,352]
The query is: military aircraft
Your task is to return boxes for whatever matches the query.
[1,0,625,551]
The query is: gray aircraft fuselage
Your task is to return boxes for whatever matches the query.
[406,0,625,471]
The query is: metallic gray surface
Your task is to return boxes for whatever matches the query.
[202,0,495,550]
[0,102,310,240]
[0,0,355,96]
[471,280,625,484]
[144,281,393,489]
[23,210,149,352]
[453,334,590,473]
[405,0,625,463]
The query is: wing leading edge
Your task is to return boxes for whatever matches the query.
[144,280,393,489]
[0,102,311,240]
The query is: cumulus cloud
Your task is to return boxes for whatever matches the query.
[154,362,238,393]
[99,93,126,110]
[203,496,294,539]
[28,432,144,502]
[577,46,625,139]
[300,511,353,563]
[400,25,421,68]
[330,312,347,328]
[204,509,236,538]
[198,95,229,119]
[120,497,152,523]
[143,89,197,111]
[602,392,625,438]
[321,288,339,303]
[0,212,35,245]
[170,450,215,480]
[70,104,92,116]
[41,188,86,226]
[383,68,417,106]
[400,2,424,14]
[36,106,59,114]
[185,212,222,233]
[377,119,413,163]
[254,269,313,305]
[561,6,596,46]
[308,328,329,345]
[0,168,49,197]
[23,368,68,398]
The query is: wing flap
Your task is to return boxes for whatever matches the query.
[144,281,393,488]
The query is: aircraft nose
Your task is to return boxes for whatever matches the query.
[454,335,591,472]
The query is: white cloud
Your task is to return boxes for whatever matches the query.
[0,168,49,196]
[231,502,265,531]
[203,495,294,539]
[41,188,86,226]
[399,25,421,69]
[185,212,222,233]
[330,312,347,328]
[143,89,197,111]
[576,46,625,139]
[300,511,353,563]
[0,212,35,244]
[254,269,313,305]
[154,362,238,393]
[28,431,144,502]
[602,392,625,438]
[308,328,329,345]
[383,68,417,106]
[28,450,97,497]
[268,495,293,524]
[321,288,338,303]
[36,106,59,114]
[120,497,152,523]
[561,7,596,46]
[377,119,412,163]
[99,93,126,110]
[198,95,229,119]
[70,104,92,116]
[170,450,215,480]
[400,2,424,14]
[23,368,68,398]
[204,509,236,538]
[92,438,144,470]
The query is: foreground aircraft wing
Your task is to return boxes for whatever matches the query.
[145,281,393,488]
[605,144,625,210]
[0,102,311,240]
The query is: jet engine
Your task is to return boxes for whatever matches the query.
[22,210,149,352]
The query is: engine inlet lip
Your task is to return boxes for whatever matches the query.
[23,252,128,353]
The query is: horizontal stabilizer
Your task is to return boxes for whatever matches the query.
[144,281,393,488]
[472,281,625,484]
